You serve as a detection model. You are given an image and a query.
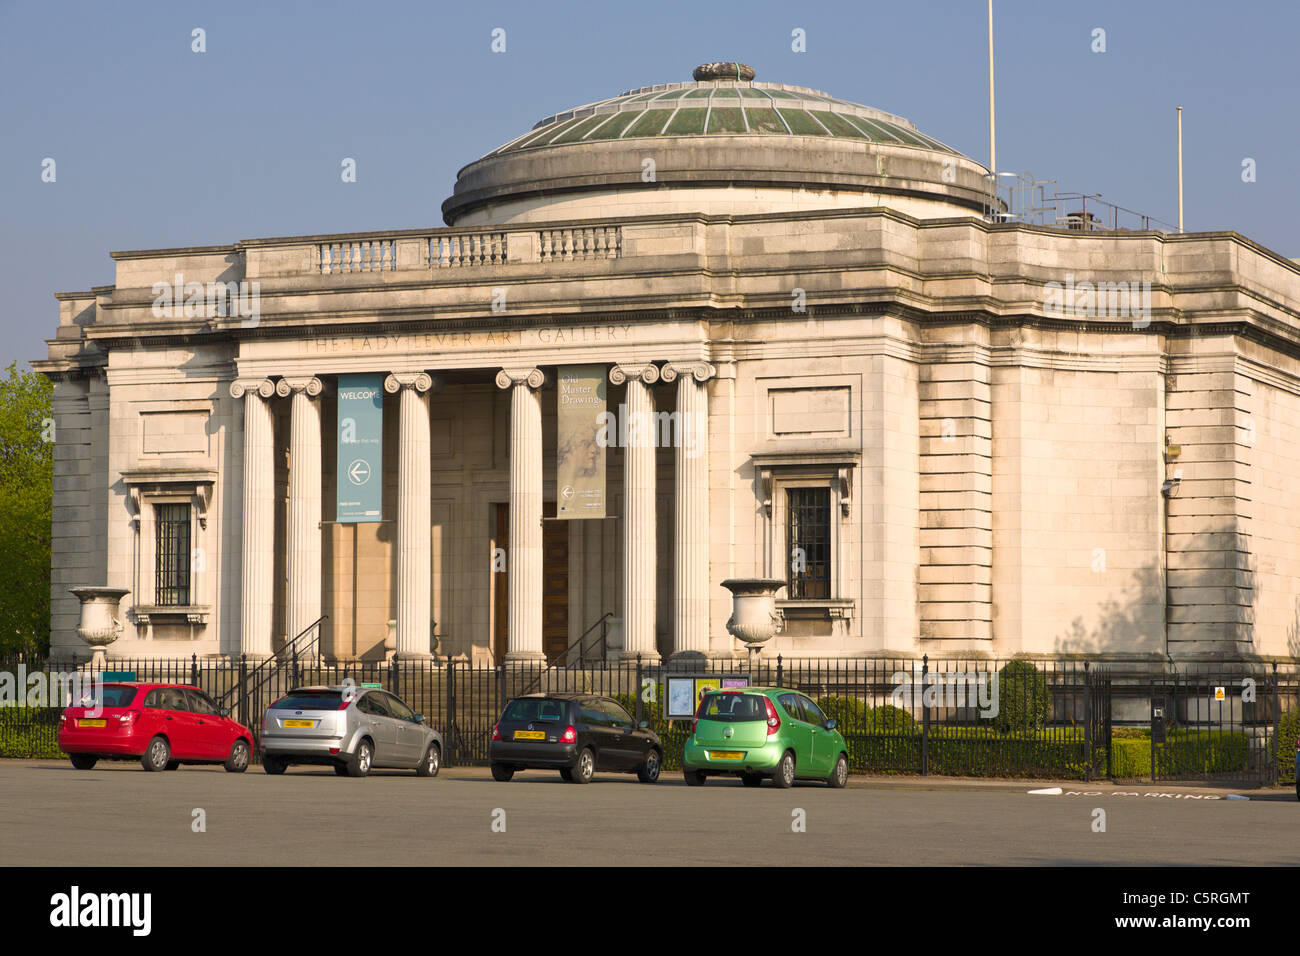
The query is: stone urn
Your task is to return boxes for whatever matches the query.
[721,578,786,658]
[604,617,624,659]
[69,586,130,668]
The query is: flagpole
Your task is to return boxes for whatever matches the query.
[988,0,996,175]
[1176,106,1184,232]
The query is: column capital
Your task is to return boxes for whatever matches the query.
[276,376,326,399]
[229,378,276,400]
[660,362,716,384]
[495,367,547,390]
[384,371,438,394]
[609,363,660,386]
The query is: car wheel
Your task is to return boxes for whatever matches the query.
[334,763,349,776]
[636,749,662,784]
[225,739,251,774]
[491,763,515,782]
[559,767,573,782]
[570,748,595,784]
[828,753,849,789]
[141,736,170,772]
[772,750,796,789]
[346,739,373,778]
[69,753,97,771]
[683,768,706,786]
[741,772,763,787]
[262,754,288,775]
[416,742,441,778]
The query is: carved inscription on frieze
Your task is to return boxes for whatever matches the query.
[308,325,635,353]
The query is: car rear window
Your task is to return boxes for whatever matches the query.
[697,692,767,721]
[74,685,137,708]
[271,692,343,710]
[502,698,568,723]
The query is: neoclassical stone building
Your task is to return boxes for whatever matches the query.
[36,63,1300,664]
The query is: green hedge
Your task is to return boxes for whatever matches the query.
[611,693,691,770]
[814,727,1101,778]
[0,708,62,759]
[993,660,1051,733]
[1277,710,1299,785]
[1157,729,1251,776]
[1110,728,1253,779]
[816,695,867,733]
[610,689,1254,780]
[1112,738,1150,777]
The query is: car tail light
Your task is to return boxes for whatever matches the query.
[118,712,138,729]
[764,697,780,736]
[692,698,708,736]
[58,712,67,728]
[337,699,351,711]
[560,726,577,744]
[491,723,501,741]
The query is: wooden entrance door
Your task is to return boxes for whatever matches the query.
[493,503,570,664]
[542,508,570,662]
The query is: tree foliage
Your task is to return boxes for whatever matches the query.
[0,362,53,656]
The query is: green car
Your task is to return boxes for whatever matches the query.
[682,687,850,788]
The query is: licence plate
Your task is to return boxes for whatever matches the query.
[283,719,314,728]
[709,750,744,760]
[513,730,546,740]
[78,719,106,728]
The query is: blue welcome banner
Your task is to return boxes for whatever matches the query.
[336,373,384,523]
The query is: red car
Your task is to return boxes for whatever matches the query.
[58,682,254,773]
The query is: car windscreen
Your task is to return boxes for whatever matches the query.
[502,698,568,723]
[270,691,343,710]
[697,692,767,721]
[74,685,137,708]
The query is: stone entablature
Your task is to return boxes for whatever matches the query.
[43,210,1300,371]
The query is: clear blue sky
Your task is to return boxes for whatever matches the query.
[3,0,1297,370]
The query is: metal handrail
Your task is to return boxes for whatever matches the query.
[218,616,326,707]
[563,611,614,668]
[518,612,613,695]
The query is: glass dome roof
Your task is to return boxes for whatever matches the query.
[487,66,964,158]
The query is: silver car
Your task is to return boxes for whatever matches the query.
[260,686,443,778]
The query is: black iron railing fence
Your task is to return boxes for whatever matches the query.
[2,653,1294,784]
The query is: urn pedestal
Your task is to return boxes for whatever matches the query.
[69,586,130,669]
[720,578,786,662]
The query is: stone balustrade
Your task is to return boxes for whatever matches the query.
[318,239,399,274]
[309,225,622,275]
[539,225,621,261]
[429,232,509,267]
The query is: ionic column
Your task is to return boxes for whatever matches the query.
[277,376,324,647]
[385,372,435,659]
[610,364,660,662]
[230,378,276,657]
[662,362,714,660]
[495,367,547,661]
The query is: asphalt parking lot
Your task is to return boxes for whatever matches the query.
[1,760,1296,866]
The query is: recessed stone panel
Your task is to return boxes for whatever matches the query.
[768,386,850,437]
[140,410,208,455]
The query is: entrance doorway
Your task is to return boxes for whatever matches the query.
[492,503,570,664]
